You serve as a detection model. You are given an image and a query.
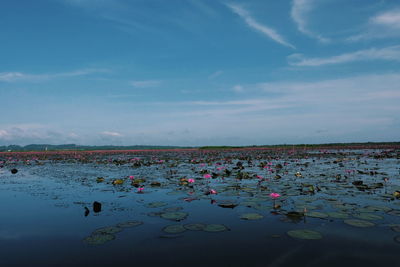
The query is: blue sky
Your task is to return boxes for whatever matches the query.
[1,0,400,146]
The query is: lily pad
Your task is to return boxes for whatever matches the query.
[92,226,122,235]
[146,202,168,208]
[354,213,383,221]
[306,211,329,219]
[162,225,186,234]
[203,224,229,232]
[344,219,375,227]
[287,229,322,240]
[390,225,400,232]
[116,221,143,228]
[184,223,206,231]
[327,212,349,219]
[83,233,115,245]
[240,213,264,220]
[161,212,188,221]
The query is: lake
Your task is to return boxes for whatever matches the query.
[0,148,399,266]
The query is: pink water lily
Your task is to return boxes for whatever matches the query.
[269,192,280,199]
[129,175,135,180]
[137,187,144,193]
[203,174,212,179]
[210,189,217,194]
[188,178,195,183]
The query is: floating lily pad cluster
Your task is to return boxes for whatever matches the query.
[83,221,143,245]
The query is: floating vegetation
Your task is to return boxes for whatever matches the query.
[184,223,206,231]
[92,226,123,235]
[240,213,264,220]
[160,212,188,221]
[116,221,143,228]
[83,233,115,245]
[353,213,384,221]
[163,225,186,234]
[146,202,168,208]
[287,229,322,240]
[344,219,375,228]
[203,224,229,232]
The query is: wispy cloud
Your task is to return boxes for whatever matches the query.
[101,131,122,137]
[130,80,161,88]
[208,70,223,79]
[0,68,108,83]
[290,0,329,43]
[288,45,400,66]
[348,9,400,41]
[226,3,295,49]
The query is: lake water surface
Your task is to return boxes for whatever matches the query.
[1,148,399,266]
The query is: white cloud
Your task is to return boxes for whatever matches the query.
[227,3,295,49]
[348,9,400,41]
[288,45,400,66]
[290,0,329,43]
[232,84,244,92]
[0,68,108,83]
[208,70,223,79]
[101,131,122,137]
[130,80,161,88]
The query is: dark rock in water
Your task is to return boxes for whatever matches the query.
[84,207,90,217]
[93,201,102,213]
[352,180,364,186]
[11,168,18,174]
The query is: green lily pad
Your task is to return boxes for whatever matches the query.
[184,223,206,231]
[390,225,400,232]
[83,233,115,245]
[146,202,168,208]
[354,213,383,221]
[287,229,322,240]
[306,212,329,219]
[364,205,392,212]
[203,224,229,232]
[240,213,264,220]
[160,212,188,221]
[162,225,186,234]
[344,219,375,227]
[163,207,183,212]
[116,221,143,228]
[92,226,122,235]
[327,212,349,219]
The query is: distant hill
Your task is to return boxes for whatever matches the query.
[0,144,187,152]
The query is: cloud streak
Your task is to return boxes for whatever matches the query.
[227,3,295,49]
[0,68,109,83]
[348,9,400,41]
[290,0,329,43]
[288,45,400,66]
[130,80,161,88]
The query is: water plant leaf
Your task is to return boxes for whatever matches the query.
[354,213,383,221]
[287,229,322,240]
[162,225,186,234]
[83,233,115,245]
[327,212,349,219]
[344,219,375,227]
[203,224,229,232]
[240,213,264,220]
[160,212,188,221]
[184,223,206,231]
[92,226,123,235]
[306,211,329,219]
[116,221,143,228]
[146,202,168,208]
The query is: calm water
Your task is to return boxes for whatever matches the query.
[0,148,399,266]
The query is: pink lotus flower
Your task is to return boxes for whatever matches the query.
[188,178,195,183]
[129,175,135,180]
[137,187,144,193]
[269,192,280,199]
[210,189,217,194]
[256,175,263,180]
[203,174,212,179]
